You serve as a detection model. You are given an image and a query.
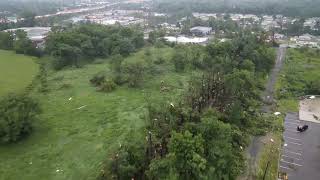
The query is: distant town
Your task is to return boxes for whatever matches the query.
[1,0,320,49]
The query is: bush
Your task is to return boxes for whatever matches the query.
[154,56,165,65]
[90,73,106,87]
[98,79,117,92]
[0,94,40,143]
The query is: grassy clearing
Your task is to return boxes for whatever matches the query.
[0,50,39,96]
[0,47,193,180]
[276,48,320,112]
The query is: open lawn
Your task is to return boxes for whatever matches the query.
[0,47,192,180]
[0,50,39,96]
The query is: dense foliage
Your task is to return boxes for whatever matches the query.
[0,94,40,143]
[100,32,276,180]
[0,29,38,56]
[45,24,144,69]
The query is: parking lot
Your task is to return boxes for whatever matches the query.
[279,112,320,180]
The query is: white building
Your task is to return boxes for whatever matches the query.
[164,36,209,44]
[190,26,212,36]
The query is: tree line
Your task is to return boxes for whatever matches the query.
[45,23,144,70]
[0,29,39,56]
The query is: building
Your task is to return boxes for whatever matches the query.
[164,36,209,45]
[190,26,212,37]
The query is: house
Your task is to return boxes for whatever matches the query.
[190,26,212,37]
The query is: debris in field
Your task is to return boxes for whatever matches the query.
[274,112,281,116]
[76,105,87,110]
[56,169,63,173]
[69,97,72,101]
[270,138,274,143]
[309,96,316,99]
[170,103,174,108]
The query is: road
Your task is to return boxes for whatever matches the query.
[241,46,287,180]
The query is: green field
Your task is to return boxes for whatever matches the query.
[0,50,39,96]
[0,47,191,180]
[276,48,320,112]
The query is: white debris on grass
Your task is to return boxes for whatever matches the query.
[56,169,63,173]
[170,103,174,108]
[284,143,288,147]
[274,112,281,116]
[68,97,72,101]
[270,138,274,143]
[76,105,87,110]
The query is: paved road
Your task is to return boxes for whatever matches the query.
[242,47,287,180]
[280,113,320,180]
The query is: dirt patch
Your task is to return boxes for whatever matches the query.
[299,96,320,123]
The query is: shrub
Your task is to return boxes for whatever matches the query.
[154,56,165,65]
[90,73,106,87]
[0,94,40,143]
[98,79,117,92]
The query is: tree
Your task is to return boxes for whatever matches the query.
[168,131,207,179]
[0,31,14,50]
[14,37,36,55]
[148,31,157,44]
[45,24,144,69]
[198,115,234,179]
[119,38,135,56]
[109,138,147,180]
[0,94,40,143]
[122,59,146,87]
[52,43,82,69]
[172,49,187,72]
[19,11,36,27]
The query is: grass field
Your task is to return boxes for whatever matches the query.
[0,50,39,96]
[276,48,320,112]
[0,47,193,180]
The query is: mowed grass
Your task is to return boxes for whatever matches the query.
[0,47,191,180]
[0,50,39,96]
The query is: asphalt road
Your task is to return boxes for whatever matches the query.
[242,47,287,180]
[280,113,320,180]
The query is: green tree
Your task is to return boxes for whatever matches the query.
[168,131,207,179]
[0,31,14,50]
[19,11,36,27]
[122,59,146,87]
[52,43,82,69]
[172,49,187,72]
[0,94,40,143]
